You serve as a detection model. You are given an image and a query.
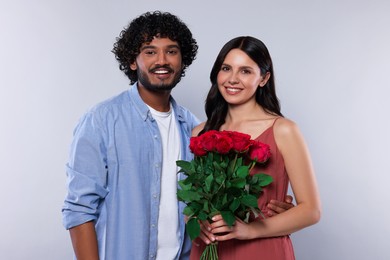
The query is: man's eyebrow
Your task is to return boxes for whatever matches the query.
[167,44,180,49]
[140,44,180,51]
[140,45,155,51]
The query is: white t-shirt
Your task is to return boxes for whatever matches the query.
[148,104,181,260]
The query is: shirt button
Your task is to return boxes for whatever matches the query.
[150,254,155,258]
[153,194,158,199]
[155,163,159,168]
[151,224,155,228]
[154,135,158,139]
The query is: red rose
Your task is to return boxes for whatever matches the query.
[247,140,271,163]
[189,136,207,156]
[214,133,233,154]
[200,130,219,152]
[226,131,252,153]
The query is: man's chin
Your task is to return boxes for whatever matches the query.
[143,83,176,92]
[138,72,182,92]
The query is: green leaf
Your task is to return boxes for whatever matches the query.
[227,159,235,177]
[240,194,259,208]
[205,166,214,176]
[249,174,259,184]
[195,160,205,174]
[204,174,213,192]
[182,174,197,185]
[213,161,223,172]
[178,180,192,191]
[203,200,209,213]
[248,185,262,196]
[198,211,208,221]
[225,181,231,188]
[256,173,273,187]
[221,211,236,227]
[222,193,228,206]
[220,157,228,169]
[236,157,243,166]
[177,190,202,202]
[229,198,240,212]
[186,218,200,240]
[215,174,226,185]
[210,204,218,215]
[190,202,203,211]
[227,187,242,197]
[207,152,214,162]
[230,178,246,188]
[236,165,249,178]
[176,160,194,173]
[183,206,194,216]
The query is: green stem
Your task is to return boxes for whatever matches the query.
[200,243,218,260]
[248,161,256,172]
[230,153,238,176]
[212,243,218,260]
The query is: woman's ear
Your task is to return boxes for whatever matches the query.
[259,72,271,87]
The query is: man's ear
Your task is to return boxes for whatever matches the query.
[259,72,271,87]
[130,62,137,70]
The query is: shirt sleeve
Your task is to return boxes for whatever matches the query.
[62,110,109,229]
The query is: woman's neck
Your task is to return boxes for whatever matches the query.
[222,102,276,136]
[225,102,265,124]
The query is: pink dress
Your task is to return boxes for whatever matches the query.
[190,119,295,260]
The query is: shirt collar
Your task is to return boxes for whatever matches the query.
[127,82,186,123]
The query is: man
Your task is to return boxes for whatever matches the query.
[62,11,293,260]
[62,11,198,259]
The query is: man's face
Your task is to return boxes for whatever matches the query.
[130,37,183,92]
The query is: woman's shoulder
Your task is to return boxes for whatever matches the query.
[192,122,206,136]
[273,117,301,139]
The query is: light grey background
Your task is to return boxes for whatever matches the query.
[1,0,389,259]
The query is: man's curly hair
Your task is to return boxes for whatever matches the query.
[112,11,198,85]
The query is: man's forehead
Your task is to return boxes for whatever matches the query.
[140,36,180,48]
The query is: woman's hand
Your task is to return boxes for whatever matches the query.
[186,216,217,245]
[208,214,255,241]
[195,219,217,245]
[197,196,295,243]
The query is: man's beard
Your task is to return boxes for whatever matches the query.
[137,65,182,92]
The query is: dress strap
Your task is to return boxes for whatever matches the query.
[271,117,281,127]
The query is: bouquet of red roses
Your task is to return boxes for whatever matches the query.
[176,130,273,259]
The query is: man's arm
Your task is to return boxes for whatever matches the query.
[69,221,99,260]
[266,195,295,217]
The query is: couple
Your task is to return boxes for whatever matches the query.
[62,11,321,260]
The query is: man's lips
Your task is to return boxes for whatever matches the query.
[150,66,173,74]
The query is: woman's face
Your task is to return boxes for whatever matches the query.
[217,48,269,106]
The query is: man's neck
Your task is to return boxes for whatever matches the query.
[137,85,171,112]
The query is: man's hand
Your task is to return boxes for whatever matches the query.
[266,195,295,217]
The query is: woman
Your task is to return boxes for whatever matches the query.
[190,36,321,259]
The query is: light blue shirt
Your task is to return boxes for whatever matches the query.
[62,84,199,260]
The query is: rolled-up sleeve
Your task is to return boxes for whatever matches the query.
[62,111,109,229]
